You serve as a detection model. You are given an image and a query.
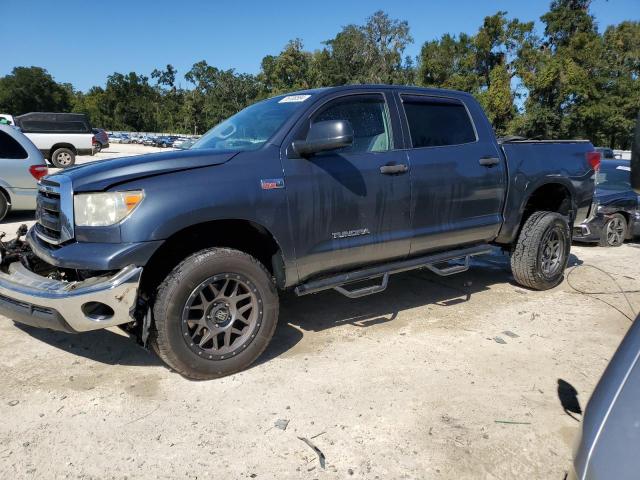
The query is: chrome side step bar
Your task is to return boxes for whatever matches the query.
[334,273,389,298]
[294,244,493,298]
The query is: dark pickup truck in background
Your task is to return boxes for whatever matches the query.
[0,85,598,379]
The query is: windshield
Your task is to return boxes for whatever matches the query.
[192,94,313,152]
[596,163,631,191]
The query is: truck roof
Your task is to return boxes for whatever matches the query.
[286,84,476,99]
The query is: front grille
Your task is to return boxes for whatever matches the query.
[35,184,61,242]
[34,176,74,245]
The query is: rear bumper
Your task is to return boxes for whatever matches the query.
[0,262,142,333]
[573,215,606,243]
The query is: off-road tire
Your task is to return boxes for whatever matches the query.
[511,211,571,290]
[0,191,9,222]
[598,213,627,247]
[51,148,76,168]
[150,248,279,380]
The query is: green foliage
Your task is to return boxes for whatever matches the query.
[0,66,72,115]
[0,5,637,147]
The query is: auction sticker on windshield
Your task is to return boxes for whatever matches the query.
[278,95,311,103]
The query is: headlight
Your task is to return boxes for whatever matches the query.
[74,191,144,227]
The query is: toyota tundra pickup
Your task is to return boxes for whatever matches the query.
[0,85,599,379]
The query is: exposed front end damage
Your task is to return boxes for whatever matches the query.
[0,225,142,333]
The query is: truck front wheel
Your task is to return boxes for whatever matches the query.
[510,211,571,290]
[151,248,279,380]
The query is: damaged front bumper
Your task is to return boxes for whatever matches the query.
[0,261,142,333]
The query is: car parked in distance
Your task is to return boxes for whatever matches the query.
[0,114,16,126]
[14,112,94,168]
[173,138,195,149]
[155,136,179,148]
[574,160,639,246]
[143,136,158,146]
[0,125,48,222]
[92,128,109,152]
[595,147,616,160]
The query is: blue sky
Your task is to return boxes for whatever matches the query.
[1,0,637,91]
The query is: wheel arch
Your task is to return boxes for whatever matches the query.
[140,218,288,298]
[497,179,575,246]
[0,184,12,205]
[51,143,78,155]
[521,181,574,219]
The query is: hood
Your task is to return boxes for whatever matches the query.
[59,149,238,192]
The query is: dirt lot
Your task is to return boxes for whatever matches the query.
[0,145,638,479]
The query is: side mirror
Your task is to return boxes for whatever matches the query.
[632,112,640,194]
[292,120,354,158]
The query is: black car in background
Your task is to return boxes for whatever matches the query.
[574,160,640,246]
[156,135,180,147]
[595,146,616,160]
[92,128,109,152]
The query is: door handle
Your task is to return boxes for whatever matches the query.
[380,163,409,175]
[479,157,500,167]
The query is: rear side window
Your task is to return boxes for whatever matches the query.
[19,120,88,133]
[0,131,28,159]
[401,95,476,148]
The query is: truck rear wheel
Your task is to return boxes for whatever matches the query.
[150,248,279,380]
[511,211,570,290]
[51,148,76,168]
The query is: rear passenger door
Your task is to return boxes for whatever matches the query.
[398,93,506,255]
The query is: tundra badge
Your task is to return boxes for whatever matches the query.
[332,228,370,239]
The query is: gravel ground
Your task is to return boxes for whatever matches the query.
[0,145,638,479]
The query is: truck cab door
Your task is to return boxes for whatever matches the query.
[397,93,506,255]
[281,91,412,282]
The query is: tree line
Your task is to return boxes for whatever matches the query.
[0,0,638,148]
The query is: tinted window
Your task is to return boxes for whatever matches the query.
[20,120,88,133]
[402,96,476,148]
[312,94,392,153]
[596,163,631,191]
[0,131,28,159]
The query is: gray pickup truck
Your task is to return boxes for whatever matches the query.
[0,85,598,379]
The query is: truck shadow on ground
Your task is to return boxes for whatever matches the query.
[15,324,161,367]
[13,250,582,370]
[259,251,582,364]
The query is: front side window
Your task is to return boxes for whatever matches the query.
[311,94,392,154]
[402,95,476,148]
[193,94,313,152]
[0,131,28,159]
